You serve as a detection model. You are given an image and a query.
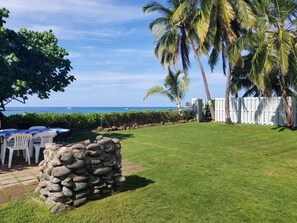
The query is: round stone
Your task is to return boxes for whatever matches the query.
[52,166,71,178]
[73,175,89,182]
[47,183,62,192]
[73,198,87,207]
[66,160,85,169]
[62,186,73,197]
[93,167,112,175]
[73,182,88,192]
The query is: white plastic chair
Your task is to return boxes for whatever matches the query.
[0,129,17,164]
[33,131,57,163]
[4,133,33,168]
[29,126,47,130]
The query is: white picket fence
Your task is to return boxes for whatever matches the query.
[215,97,297,126]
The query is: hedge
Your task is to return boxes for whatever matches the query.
[4,110,194,130]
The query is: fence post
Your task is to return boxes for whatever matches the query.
[192,98,204,122]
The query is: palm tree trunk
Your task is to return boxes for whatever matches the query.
[190,42,215,121]
[225,63,232,124]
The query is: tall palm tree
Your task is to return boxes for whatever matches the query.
[143,68,189,114]
[233,0,297,127]
[200,0,256,124]
[143,0,216,120]
[231,51,295,98]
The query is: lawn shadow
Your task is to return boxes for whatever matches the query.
[118,175,154,192]
[101,132,134,140]
[271,126,297,132]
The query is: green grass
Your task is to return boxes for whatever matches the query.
[1,122,297,222]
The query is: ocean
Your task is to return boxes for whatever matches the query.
[3,107,177,116]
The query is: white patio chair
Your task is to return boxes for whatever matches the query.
[29,126,47,130]
[33,131,57,163]
[4,133,33,168]
[0,129,17,164]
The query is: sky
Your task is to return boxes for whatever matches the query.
[1,0,226,107]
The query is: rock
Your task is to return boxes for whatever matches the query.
[50,176,61,184]
[50,192,65,202]
[47,183,62,192]
[115,176,126,183]
[41,172,50,181]
[72,151,85,160]
[61,180,74,188]
[73,182,88,191]
[70,144,86,150]
[89,176,101,185]
[97,138,112,146]
[85,150,103,157]
[85,156,101,165]
[112,138,120,144]
[73,198,87,207]
[75,189,90,199]
[51,159,62,167]
[66,160,85,169]
[50,202,73,214]
[105,144,115,153]
[52,166,71,178]
[39,180,49,188]
[86,143,101,151]
[73,175,89,182]
[96,135,103,140]
[62,186,73,197]
[59,152,74,164]
[93,167,112,175]
[111,126,117,131]
[96,127,104,132]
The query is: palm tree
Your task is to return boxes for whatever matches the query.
[143,68,189,114]
[231,52,295,98]
[143,0,216,120]
[233,0,297,127]
[200,0,256,124]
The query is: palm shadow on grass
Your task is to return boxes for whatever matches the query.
[118,175,154,192]
[271,126,297,132]
[101,132,135,141]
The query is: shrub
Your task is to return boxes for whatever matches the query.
[4,110,194,130]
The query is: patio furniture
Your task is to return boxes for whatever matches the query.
[32,131,57,163]
[29,126,47,130]
[4,133,33,168]
[0,129,17,164]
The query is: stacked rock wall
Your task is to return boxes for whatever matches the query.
[36,135,125,212]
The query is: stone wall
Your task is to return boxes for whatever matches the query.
[35,135,125,213]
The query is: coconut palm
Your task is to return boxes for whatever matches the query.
[199,0,256,124]
[233,0,297,127]
[143,68,189,113]
[143,0,216,120]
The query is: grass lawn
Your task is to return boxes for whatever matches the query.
[1,122,297,222]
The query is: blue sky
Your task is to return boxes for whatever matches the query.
[2,0,226,107]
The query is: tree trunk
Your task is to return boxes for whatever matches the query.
[282,97,293,128]
[190,42,215,121]
[225,63,232,124]
[177,100,182,115]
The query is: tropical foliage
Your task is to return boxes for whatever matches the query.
[143,68,189,113]
[0,8,74,111]
[144,0,297,126]
[143,0,216,120]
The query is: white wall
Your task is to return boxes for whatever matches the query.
[215,97,297,126]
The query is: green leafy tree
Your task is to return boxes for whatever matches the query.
[232,0,297,127]
[0,8,74,112]
[143,0,216,120]
[200,0,256,124]
[143,68,189,114]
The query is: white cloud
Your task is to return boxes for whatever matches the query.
[2,0,144,24]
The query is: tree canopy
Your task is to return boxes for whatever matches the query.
[0,8,74,111]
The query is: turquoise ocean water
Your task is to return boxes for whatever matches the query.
[3,107,176,116]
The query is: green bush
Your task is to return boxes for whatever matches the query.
[4,110,194,130]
